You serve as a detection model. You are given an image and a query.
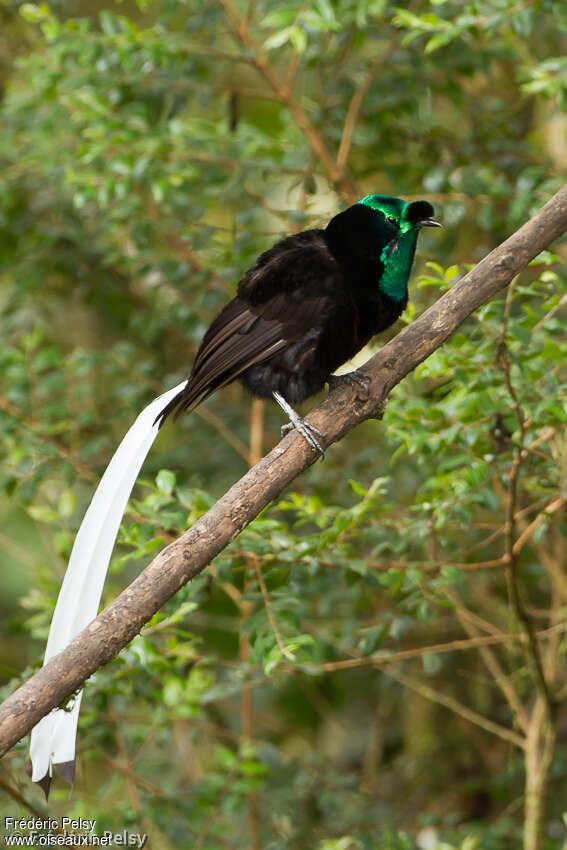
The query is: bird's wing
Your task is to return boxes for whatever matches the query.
[156,299,288,423]
[157,236,340,425]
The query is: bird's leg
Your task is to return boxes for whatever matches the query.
[272,391,325,458]
[327,370,371,400]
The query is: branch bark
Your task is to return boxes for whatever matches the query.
[1,183,567,759]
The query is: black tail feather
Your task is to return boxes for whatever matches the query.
[154,386,190,429]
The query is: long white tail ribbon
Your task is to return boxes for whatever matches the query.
[30,382,186,782]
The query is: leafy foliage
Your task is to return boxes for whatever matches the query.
[1,1,567,849]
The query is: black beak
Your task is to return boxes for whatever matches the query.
[420,219,442,228]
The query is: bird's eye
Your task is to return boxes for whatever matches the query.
[386,215,397,226]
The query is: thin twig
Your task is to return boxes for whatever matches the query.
[238,583,261,850]
[251,554,295,660]
[382,667,525,749]
[448,590,529,731]
[512,495,566,556]
[0,773,52,821]
[248,399,264,467]
[498,286,555,716]
[218,0,357,201]
[194,405,251,463]
[307,622,566,672]
[533,291,567,332]
[285,49,302,91]
[337,45,394,169]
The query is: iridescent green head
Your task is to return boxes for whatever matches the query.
[358,194,441,302]
[359,194,441,234]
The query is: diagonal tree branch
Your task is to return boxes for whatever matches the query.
[1,182,567,759]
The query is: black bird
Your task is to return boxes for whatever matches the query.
[29,193,440,786]
[156,194,441,452]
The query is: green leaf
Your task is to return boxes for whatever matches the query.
[58,489,76,519]
[346,558,369,576]
[422,652,442,675]
[27,505,60,524]
[359,624,387,656]
[156,469,176,495]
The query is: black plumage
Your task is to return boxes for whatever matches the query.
[158,206,396,416]
[156,196,439,452]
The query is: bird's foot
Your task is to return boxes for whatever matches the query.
[281,419,325,457]
[328,370,371,400]
[273,391,325,458]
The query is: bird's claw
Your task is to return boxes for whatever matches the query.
[281,419,325,458]
[273,391,325,458]
[328,371,371,400]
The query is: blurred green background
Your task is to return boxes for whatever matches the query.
[1,1,567,848]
